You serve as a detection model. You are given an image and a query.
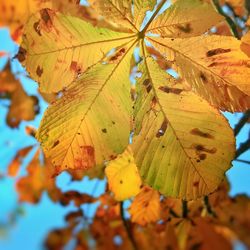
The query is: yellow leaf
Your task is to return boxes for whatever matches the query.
[18,9,137,93]
[147,0,223,38]
[133,0,157,30]
[149,35,250,111]
[129,186,160,225]
[89,0,137,32]
[105,147,142,201]
[132,54,235,200]
[36,41,136,175]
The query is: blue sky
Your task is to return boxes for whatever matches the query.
[0,5,249,249]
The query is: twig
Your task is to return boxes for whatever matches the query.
[182,200,188,218]
[169,208,180,218]
[234,159,250,164]
[120,202,138,250]
[204,196,217,217]
[236,138,250,158]
[234,110,250,136]
[211,0,240,39]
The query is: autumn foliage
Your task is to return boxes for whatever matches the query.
[0,0,250,249]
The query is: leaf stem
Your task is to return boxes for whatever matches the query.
[211,0,240,39]
[204,196,217,217]
[141,0,167,35]
[120,202,138,250]
[182,200,188,218]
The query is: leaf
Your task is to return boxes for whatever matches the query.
[133,0,157,30]
[16,150,47,203]
[186,218,232,250]
[8,146,33,177]
[129,186,160,225]
[36,41,136,175]
[132,55,235,200]
[18,9,137,93]
[16,150,61,203]
[149,35,250,111]
[0,0,96,43]
[0,0,50,43]
[213,195,250,247]
[147,0,224,38]
[105,147,142,201]
[0,62,39,127]
[241,31,250,57]
[89,0,137,32]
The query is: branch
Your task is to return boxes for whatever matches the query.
[120,202,138,250]
[236,137,250,158]
[211,0,240,39]
[234,158,250,164]
[234,110,250,136]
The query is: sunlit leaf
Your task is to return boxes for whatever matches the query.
[105,147,142,201]
[132,55,235,199]
[89,0,137,32]
[18,9,137,92]
[36,41,136,175]
[148,0,224,38]
[149,35,250,111]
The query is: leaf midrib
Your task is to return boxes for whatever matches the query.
[28,34,137,56]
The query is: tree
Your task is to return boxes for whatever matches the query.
[0,0,250,249]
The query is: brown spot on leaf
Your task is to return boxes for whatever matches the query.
[33,21,41,36]
[194,144,217,154]
[40,9,53,25]
[159,86,183,95]
[16,47,27,63]
[193,181,199,187]
[143,79,150,86]
[199,153,207,160]
[52,140,59,148]
[176,23,192,33]
[143,79,152,93]
[208,62,219,67]
[39,9,55,32]
[156,119,168,138]
[206,48,231,57]
[36,66,43,77]
[199,72,207,83]
[70,61,81,75]
[101,128,107,133]
[109,47,126,62]
[190,128,214,139]
[120,180,123,184]
[75,146,95,170]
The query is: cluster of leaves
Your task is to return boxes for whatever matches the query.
[0,0,250,249]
